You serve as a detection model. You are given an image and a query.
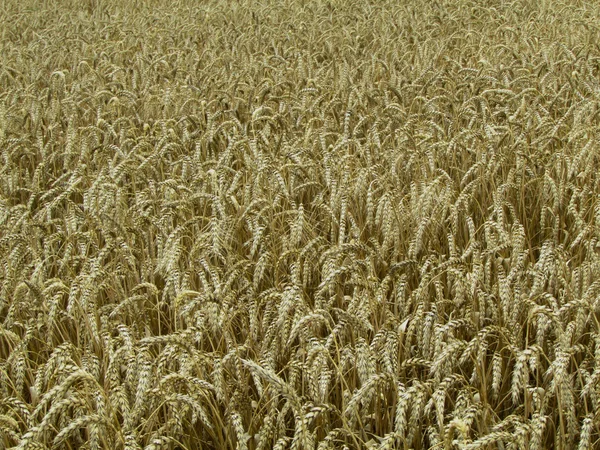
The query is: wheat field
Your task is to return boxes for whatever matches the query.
[1,0,600,448]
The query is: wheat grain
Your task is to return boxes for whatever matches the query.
[3,0,600,447]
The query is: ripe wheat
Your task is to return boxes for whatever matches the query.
[2,0,600,448]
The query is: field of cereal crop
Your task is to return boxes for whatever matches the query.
[1,0,600,448]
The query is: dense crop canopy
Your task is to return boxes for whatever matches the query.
[1,0,600,448]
